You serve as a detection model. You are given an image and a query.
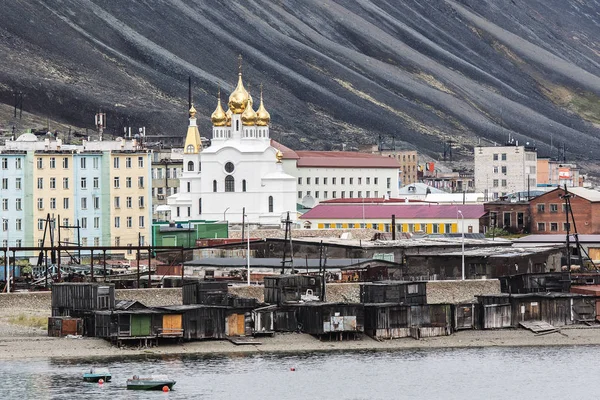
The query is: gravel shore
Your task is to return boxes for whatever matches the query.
[2,308,600,360]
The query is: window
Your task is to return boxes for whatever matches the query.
[93,177,99,188]
[126,177,132,188]
[501,179,507,187]
[349,191,354,198]
[186,144,194,153]
[138,157,144,168]
[63,198,69,209]
[550,204,558,213]
[366,191,370,197]
[501,153,507,161]
[307,191,311,196]
[49,178,55,189]
[242,180,247,192]
[563,222,570,231]
[324,178,328,185]
[268,196,274,213]
[38,219,45,230]
[501,166,507,174]
[340,178,344,185]
[62,218,69,227]
[81,238,87,246]
[15,178,21,190]
[315,178,319,185]
[307,177,311,185]
[537,204,545,213]
[358,177,362,185]
[37,178,43,189]
[537,222,546,231]
[37,158,43,169]
[94,217,100,229]
[332,191,337,198]
[50,198,56,209]
[113,157,120,168]
[114,237,120,246]
[62,157,69,169]
[187,161,194,171]
[114,196,120,208]
[126,157,132,168]
[126,217,132,228]
[139,216,145,228]
[15,158,21,169]
[198,198,202,214]
[298,177,302,185]
[81,197,87,209]
[493,166,498,173]
[176,207,180,217]
[80,157,86,169]
[81,218,87,229]
[1,199,7,211]
[374,191,379,197]
[386,177,391,189]
[493,179,499,187]
[16,219,21,231]
[126,197,132,208]
[550,222,558,232]
[63,178,69,189]
[225,175,234,192]
[349,178,353,185]
[114,217,120,228]
[187,182,191,192]
[94,237,100,246]
[315,191,319,198]
[138,196,145,208]
[341,191,345,198]
[225,162,235,173]
[49,157,56,168]
[93,157,99,169]
[213,180,217,192]
[15,198,21,211]
[81,177,87,189]
[1,178,7,190]
[1,158,7,169]
[298,191,302,199]
[324,191,328,198]
[445,223,452,233]
[493,153,499,161]
[138,176,144,188]
[366,177,371,184]
[332,178,337,185]
[37,198,43,209]
[375,177,379,185]
[113,177,120,188]
[93,196,100,209]
[187,206,191,217]
[358,191,362,198]
[562,204,570,213]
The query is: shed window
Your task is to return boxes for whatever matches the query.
[225,175,234,192]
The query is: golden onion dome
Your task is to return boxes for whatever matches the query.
[228,73,249,114]
[189,104,197,118]
[256,91,270,126]
[226,108,232,127]
[241,98,256,126]
[211,97,227,127]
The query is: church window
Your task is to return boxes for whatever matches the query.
[268,196,273,213]
[225,162,235,173]
[236,120,239,131]
[187,182,191,192]
[225,175,235,192]
[242,180,247,192]
[176,207,180,217]
[187,161,194,171]
[186,145,194,153]
[213,180,217,192]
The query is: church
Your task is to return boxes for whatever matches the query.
[167,65,297,225]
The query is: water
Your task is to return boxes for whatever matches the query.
[2,346,597,399]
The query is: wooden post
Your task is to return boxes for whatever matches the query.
[147,248,152,289]
[136,247,141,288]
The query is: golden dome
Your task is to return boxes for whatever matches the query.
[211,96,227,127]
[189,104,197,118]
[256,91,270,126]
[241,98,256,126]
[226,108,232,127]
[228,73,249,114]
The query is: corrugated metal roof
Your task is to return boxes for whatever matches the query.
[300,204,485,220]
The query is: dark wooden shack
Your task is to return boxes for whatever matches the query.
[364,303,411,339]
[157,305,226,340]
[94,309,165,345]
[51,283,115,315]
[360,281,427,305]
[264,275,323,305]
[182,281,229,305]
[453,303,480,330]
[410,304,452,338]
[499,273,566,294]
[273,306,300,332]
[293,302,364,337]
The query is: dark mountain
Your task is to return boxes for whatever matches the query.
[1,0,600,160]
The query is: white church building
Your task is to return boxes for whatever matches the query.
[167,68,297,225]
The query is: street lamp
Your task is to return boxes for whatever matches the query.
[457,210,465,280]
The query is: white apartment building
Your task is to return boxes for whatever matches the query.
[474,144,537,200]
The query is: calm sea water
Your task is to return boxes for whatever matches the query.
[2,346,597,399]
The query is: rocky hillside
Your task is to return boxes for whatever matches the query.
[1,0,600,160]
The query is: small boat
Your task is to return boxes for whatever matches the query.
[83,368,112,383]
[126,375,176,391]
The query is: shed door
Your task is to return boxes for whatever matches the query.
[131,315,152,336]
[163,314,182,334]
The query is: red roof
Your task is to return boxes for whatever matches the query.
[295,151,400,168]
[300,204,486,220]
[321,198,425,204]
[270,140,299,159]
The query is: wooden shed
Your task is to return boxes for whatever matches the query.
[225,309,253,337]
[51,283,115,316]
[453,303,480,331]
[94,309,164,345]
[410,304,452,338]
[182,281,229,305]
[364,303,411,339]
[360,281,427,305]
[157,305,227,340]
[48,316,83,337]
[264,275,323,305]
[293,302,364,337]
[252,305,276,336]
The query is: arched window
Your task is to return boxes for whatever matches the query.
[225,175,235,192]
[242,180,247,192]
[268,196,273,213]
[186,145,194,153]
[213,180,217,192]
[187,161,194,171]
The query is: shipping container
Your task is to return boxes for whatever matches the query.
[47,316,83,337]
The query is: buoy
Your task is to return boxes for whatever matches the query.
[162,386,170,392]
[98,379,104,385]
[290,367,296,371]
